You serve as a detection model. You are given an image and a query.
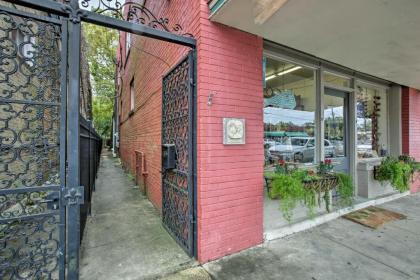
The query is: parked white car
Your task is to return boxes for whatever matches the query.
[269,137,335,163]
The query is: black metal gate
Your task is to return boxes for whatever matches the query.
[0,7,68,279]
[1,0,197,278]
[162,52,195,256]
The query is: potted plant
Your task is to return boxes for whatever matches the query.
[318,159,333,174]
[268,163,354,222]
[374,155,416,193]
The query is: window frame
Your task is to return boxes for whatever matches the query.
[129,78,135,114]
[263,45,393,185]
[355,80,390,159]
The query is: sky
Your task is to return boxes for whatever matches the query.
[79,0,121,10]
[264,107,344,125]
[264,107,369,127]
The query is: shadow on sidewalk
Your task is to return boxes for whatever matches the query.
[80,150,194,280]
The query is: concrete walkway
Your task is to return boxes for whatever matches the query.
[80,150,193,280]
[80,152,420,280]
[204,193,420,280]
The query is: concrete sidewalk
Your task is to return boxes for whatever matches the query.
[80,150,194,280]
[202,193,420,280]
[79,151,420,280]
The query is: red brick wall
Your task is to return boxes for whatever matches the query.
[118,0,264,262]
[117,0,199,210]
[196,2,264,263]
[401,87,420,193]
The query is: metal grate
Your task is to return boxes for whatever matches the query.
[0,10,65,279]
[161,52,195,256]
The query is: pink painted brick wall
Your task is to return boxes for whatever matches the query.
[117,0,199,210]
[401,87,420,193]
[196,2,264,263]
[118,0,264,262]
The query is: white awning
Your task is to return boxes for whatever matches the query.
[209,0,420,89]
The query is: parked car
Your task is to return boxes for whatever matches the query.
[329,139,345,157]
[268,137,335,163]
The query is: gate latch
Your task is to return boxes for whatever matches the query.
[45,192,60,210]
[64,186,84,206]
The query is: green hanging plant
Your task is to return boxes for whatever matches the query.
[390,161,411,192]
[270,170,320,222]
[375,157,396,182]
[303,188,318,219]
[375,156,413,193]
[267,164,355,222]
[335,172,354,206]
[270,174,306,222]
[399,154,420,179]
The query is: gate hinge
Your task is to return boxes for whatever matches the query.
[189,214,196,224]
[64,186,84,206]
[189,78,195,87]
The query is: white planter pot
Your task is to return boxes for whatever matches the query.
[357,158,396,199]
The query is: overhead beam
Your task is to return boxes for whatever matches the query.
[10,0,196,48]
[82,11,196,48]
[253,0,289,25]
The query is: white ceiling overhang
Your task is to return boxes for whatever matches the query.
[209,0,420,89]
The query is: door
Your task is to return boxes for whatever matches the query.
[161,52,195,256]
[0,6,68,279]
[324,87,350,173]
[303,138,315,162]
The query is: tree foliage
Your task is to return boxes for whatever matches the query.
[83,23,118,138]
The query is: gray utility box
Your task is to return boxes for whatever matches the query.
[357,158,396,199]
[162,144,176,170]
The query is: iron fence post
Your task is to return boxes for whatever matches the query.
[59,20,69,280]
[67,10,82,279]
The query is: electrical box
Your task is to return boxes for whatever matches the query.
[162,144,176,170]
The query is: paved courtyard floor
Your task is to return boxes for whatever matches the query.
[80,150,194,280]
[203,193,420,280]
[79,151,420,279]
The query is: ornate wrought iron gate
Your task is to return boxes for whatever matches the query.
[0,7,68,279]
[162,52,195,256]
[1,0,197,278]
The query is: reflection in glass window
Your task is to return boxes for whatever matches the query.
[264,57,316,166]
[324,92,346,159]
[324,72,350,88]
[356,84,388,159]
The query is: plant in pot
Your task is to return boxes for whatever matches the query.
[335,172,354,207]
[375,156,413,193]
[269,173,305,222]
[318,159,333,174]
[398,154,420,180]
[275,159,288,174]
[269,166,354,222]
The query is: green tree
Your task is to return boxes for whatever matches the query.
[83,23,118,138]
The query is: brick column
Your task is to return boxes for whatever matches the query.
[401,87,420,193]
[196,2,264,262]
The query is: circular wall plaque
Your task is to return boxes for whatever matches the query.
[223,118,245,145]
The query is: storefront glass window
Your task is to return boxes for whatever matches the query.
[324,88,349,173]
[324,93,346,157]
[324,72,351,88]
[356,83,388,159]
[264,57,316,166]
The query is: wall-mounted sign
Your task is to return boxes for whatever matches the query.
[223,118,246,145]
[264,90,296,109]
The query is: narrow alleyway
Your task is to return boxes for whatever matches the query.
[80,150,194,280]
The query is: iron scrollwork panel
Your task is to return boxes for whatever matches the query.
[162,53,194,255]
[0,9,65,280]
[57,0,193,36]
